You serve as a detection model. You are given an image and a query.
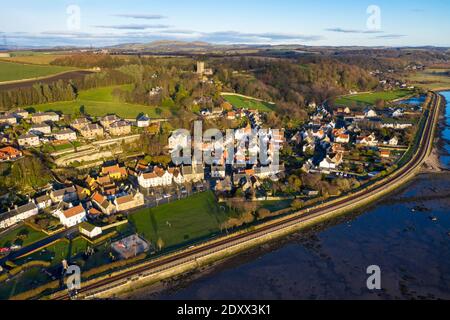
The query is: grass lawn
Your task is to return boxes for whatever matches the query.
[0,226,47,248]
[15,237,90,267]
[0,61,75,82]
[33,85,168,119]
[130,191,230,249]
[222,93,275,112]
[335,90,414,106]
[260,200,292,212]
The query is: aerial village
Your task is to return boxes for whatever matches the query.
[0,62,421,265]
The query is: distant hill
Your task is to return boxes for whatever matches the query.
[108,40,263,53]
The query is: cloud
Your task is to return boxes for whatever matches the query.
[325,28,383,34]
[1,29,324,48]
[113,14,167,20]
[373,34,407,39]
[94,24,170,30]
[200,31,323,43]
[159,29,198,35]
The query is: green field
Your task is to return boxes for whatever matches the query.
[407,68,450,90]
[335,90,414,106]
[222,93,275,112]
[33,85,168,119]
[0,226,47,248]
[14,237,91,267]
[0,61,74,82]
[130,191,230,249]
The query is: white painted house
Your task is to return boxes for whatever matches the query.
[138,167,173,188]
[18,133,40,147]
[0,202,39,229]
[53,129,77,141]
[137,115,150,128]
[57,205,86,228]
[79,222,103,239]
[389,136,399,146]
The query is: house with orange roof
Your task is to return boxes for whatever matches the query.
[91,192,116,215]
[0,146,22,161]
[335,134,350,144]
[380,150,391,158]
[227,111,236,120]
[101,164,128,180]
[56,205,86,227]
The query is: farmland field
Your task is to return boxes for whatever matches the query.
[335,90,414,106]
[0,61,75,82]
[130,191,230,249]
[407,68,450,90]
[33,85,169,119]
[222,93,275,112]
[0,53,69,65]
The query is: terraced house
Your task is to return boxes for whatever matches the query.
[91,192,116,215]
[30,123,51,135]
[53,129,77,141]
[79,123,104,139]
[17,133,40,147]
[50,186,78,203]
[71,117,92,131]
[100,114,120,129]
[0,113,17,126]
[31,112,60,124]
[138,166,174,188]
[0,202,38,229]
[109,121,132,136]
[101,164,128,180]
[114,191,145,212]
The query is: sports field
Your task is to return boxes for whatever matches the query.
[130,191,230,249]
[335,90,414,106]
[222,93,275,112]
[34,85,168,119]
[0,61,75,82]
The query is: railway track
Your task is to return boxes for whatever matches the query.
[54,92,441,300]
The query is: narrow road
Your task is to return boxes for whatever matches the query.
[54,92,441,300]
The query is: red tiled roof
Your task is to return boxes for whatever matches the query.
[116,195,133,205]
[63,205,85,218]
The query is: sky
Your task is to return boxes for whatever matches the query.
[1,0,450,48]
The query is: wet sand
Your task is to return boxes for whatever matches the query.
[120,92,450,300]
[120,172,450,300]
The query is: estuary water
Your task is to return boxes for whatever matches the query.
[126,92,450,300]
